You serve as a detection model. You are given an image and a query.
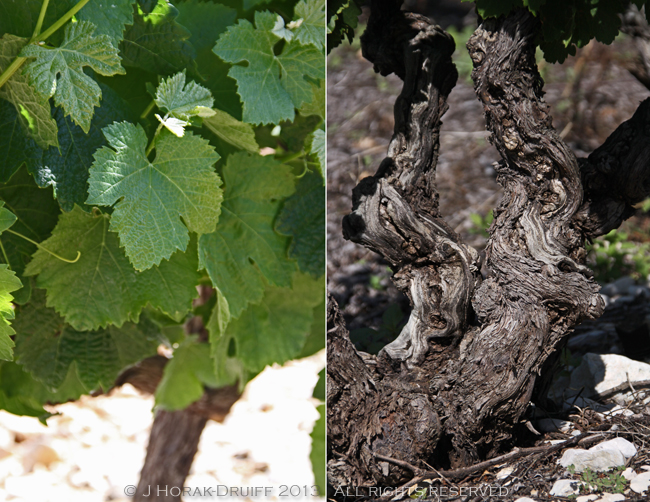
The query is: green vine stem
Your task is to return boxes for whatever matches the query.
[146,121,165,156]
[35,0,90,43]
[5,229,81,264]
[0,57,27,91]
[0,0,90,92]
[0,240,11,269]
[140,100,156,119]
[33,0,51,40]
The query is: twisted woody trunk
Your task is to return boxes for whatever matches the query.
[328,0,650,489]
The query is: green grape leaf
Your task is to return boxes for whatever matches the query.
[243,0,270,10]
[205,290,249,387]
[272,15,294,42]
[0,264,23,361]
[20,21,126,133]
[176,0,236,53]
[202,108,258,152]
[0,34,58,150]
[175,0,241,118]
[275,170,325,277]
[299,80,325,119]
[326,0,360,52]
[24,207,200,331]
[310,403,326,496]
[298,299,325,358]
[213,10,325,124]
[309,128,325,176]
[0,359,86,420]
[87,122,222,270]
[0,168,60,305]
[294,0,326,50]
[0,201,17,233]
[13,289,159,390]
[0,100,32,183]
[120,0,196,76]
[77,0,136,44]
[224,272,322,373]
[155,338,221,410]
[26,81,135,212]
[198,151,296,318]
[155,70,213,120]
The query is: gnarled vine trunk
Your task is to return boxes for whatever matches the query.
[328,0,650,490]
[114,354,241,502]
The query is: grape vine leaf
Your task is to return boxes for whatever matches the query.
[0,262,23,361]
[294,0,326,50]
[205,289,249,387]
[0,100,32,183]
[0,168,60,304]
[202,108,258,152]
[87,122,222,270]
[155,70,213,120]
[20,21,126,134]
[0,359,86,420]
[13,289,159,390]
[213,10,325,124]
[26,81,135,212]
[120,0,196,76]
[299,80,325,119]
[24,206,200,331]
[0,34,58,150]
[77,0,136,44]
[154,70,213,135]
[272,15,294,42]
[309,128,325,176]
[299,299,325,358]
[222,272,323,373]
[175,0,241,119]
[276,170,325,277]
[243,0,271,10]
[155,338,221,411]
[198,151,296,319]
[327,0,360,52]
[311,403,326,495]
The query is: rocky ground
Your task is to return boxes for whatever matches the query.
[0,352,325,502]
[327,3,650,501]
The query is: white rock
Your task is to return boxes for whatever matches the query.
[596,494,625,502]
[590,438,637,459]
[534,418,573,433]
[576,495,599,502]
[642,465,650,470]
[0,426,13,449]
[513,498,537,502]
[550,479,581,496]
[567,353,650,401]
[630,470,650,494]
[496,465,514,479]
[622,467,637,480]
[559,448,625,472]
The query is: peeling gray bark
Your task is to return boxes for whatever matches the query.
[328,2,650,491]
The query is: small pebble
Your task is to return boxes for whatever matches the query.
[550,479,581,496]
[631,471,650,494]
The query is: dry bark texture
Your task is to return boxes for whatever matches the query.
[328,1,650,491]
